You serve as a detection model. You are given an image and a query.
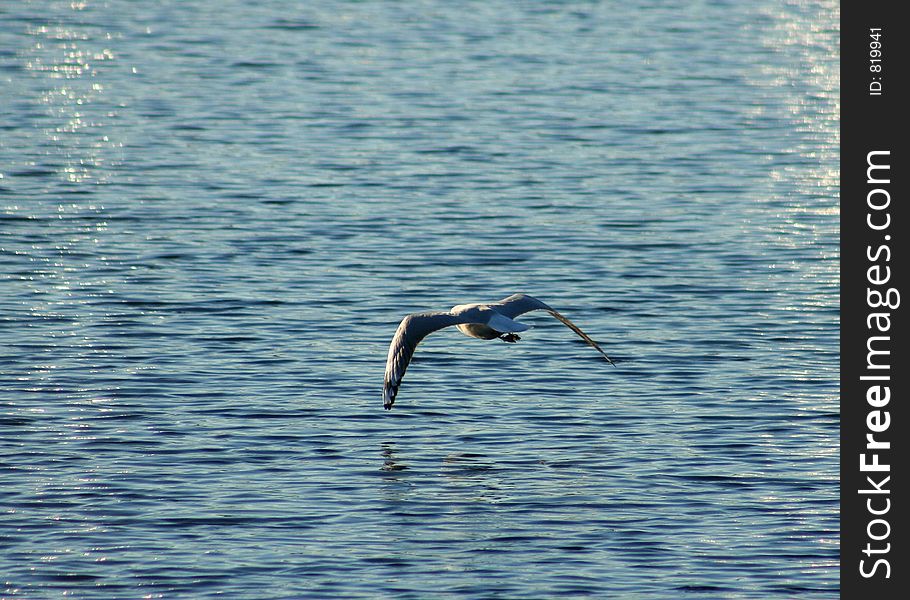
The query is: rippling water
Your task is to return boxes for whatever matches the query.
[2,1,838,597]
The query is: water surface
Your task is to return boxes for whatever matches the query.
[1,1,838,597]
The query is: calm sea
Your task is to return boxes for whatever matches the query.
[2,1,838,598]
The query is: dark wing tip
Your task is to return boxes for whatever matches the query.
[383,386,396,410]
[544,308,616,366]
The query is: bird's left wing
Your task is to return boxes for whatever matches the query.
[383,311,471,410]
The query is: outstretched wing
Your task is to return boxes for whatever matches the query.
[494,294,615,365]
[383,311,470,410]
[493,293,552,318]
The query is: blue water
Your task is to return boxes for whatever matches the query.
[2,1,838,598]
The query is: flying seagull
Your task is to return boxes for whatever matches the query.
[382,293,614,410]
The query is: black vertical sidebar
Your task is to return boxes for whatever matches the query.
[841,0,906,598]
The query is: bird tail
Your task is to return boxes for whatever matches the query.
[487,312,531,333]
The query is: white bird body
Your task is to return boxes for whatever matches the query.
[382,293,614,410]
[450,304,530,340]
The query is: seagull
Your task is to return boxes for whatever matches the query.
[382,293,614,410]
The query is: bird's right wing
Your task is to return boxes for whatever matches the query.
[494,293,615,365]
[492,293,551,318]
[383,311,470,410]
[544,307,615,365]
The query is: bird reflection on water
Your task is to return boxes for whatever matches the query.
[380,442,408,473]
